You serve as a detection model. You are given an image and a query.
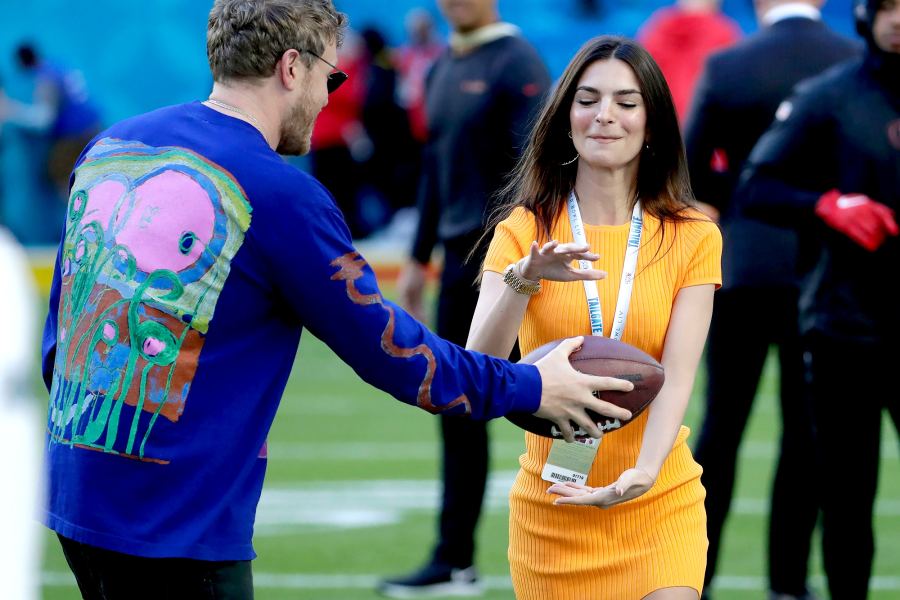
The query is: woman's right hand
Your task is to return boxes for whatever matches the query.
[519,240,606,282]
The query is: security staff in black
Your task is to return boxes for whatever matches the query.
[738,1,900,597]
[683,2,858,598]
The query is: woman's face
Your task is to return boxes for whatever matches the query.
[569,58,647,172]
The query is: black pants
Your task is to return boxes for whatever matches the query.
[58,534,254,600]
[310,146,366,238]
[430,233,512,568]
[805,333,900,600]
[693,286,818,596]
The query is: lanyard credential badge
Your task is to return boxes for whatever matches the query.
[541,192,643,486]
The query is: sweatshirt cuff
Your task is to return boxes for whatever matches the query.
[507,363,542,415]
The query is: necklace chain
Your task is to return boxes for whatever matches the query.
[205,97,262,128]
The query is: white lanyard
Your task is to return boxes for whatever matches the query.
[566,190,642,340]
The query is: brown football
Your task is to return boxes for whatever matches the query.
[507,335,665,439]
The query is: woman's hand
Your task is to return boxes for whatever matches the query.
[547,467,657,509]
[519,240,605,282]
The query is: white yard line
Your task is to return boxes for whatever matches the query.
[41,571,900,591]
[255,472,900,534]
[266,439,899,461]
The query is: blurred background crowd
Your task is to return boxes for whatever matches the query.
[0,0,857,249]
[4,1,897,599]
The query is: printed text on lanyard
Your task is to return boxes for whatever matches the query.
[566,190,643,340]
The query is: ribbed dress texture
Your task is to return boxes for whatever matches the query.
[484,206,722,599]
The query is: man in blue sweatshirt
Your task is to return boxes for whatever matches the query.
[41,2,632,598]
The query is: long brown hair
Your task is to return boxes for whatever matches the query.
[478,35,697,259]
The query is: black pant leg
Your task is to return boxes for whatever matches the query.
[431,234,489,568]
[310,147,365,238]
[807,334,883,600]
[889,395,900,454]
[768,289,818,595]
[59,534,105,600]
[58,534,254,600]
[694,288,770,590]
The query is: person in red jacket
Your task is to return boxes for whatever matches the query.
[309,33,369,237]
[639,0,741,123]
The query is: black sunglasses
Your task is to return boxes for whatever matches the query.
[302,49,348,94]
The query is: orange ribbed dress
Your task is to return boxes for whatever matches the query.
[484,206,722,600]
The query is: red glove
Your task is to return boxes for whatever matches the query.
[815,190,899,252]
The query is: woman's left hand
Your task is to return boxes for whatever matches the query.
[547,467,656,509]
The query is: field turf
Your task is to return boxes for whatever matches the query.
[39,285,900,599]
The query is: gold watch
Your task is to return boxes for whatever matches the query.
[503,262,542,295]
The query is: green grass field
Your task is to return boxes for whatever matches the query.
[38,286,900,600]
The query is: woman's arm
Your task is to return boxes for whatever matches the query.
[466,240,605,358]
[466,270,531,358]
[635,283,714,478]
[551,283,715,507]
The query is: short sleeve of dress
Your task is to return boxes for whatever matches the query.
[678,217,723,290]
[483,207,538,275]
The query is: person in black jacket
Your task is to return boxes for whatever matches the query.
[684,2,858,598]
[380,0,551,597]
[738,1,900,597]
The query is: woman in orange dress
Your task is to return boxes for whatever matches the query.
[466,36,721,599]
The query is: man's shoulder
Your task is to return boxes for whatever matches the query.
[488,34,550,86]
[494,34,544,67]
[278,167,334,204]
[248,164,340,223]
[96,104,209,147]
[793,58,862,98]
[706,22,855,81]
[500,33,541,54]
[711,21,818,59]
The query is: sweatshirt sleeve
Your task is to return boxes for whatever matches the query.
[257,178,542,419]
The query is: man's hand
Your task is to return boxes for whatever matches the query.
[397,260,427,322]
[815,189,898,251]
[547,467,656,508]
[533,336,633,442]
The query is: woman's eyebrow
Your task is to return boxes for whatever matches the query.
[574,86,642,96]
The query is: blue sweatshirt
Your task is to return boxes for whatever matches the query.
[41,102,541,561]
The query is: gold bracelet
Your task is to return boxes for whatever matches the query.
[503,262,542,295]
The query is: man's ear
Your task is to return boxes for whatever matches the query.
[277,49,303,91]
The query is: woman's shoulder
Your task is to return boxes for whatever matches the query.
[653,206,720,237]
[679,207,719,232]
[671,208,722,261]
[496,206,539,236]
[642,205,721,257]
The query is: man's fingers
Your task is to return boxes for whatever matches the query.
[584,374,634,393]
[556,420,575,443]
[579,389,632,421]
[556,336,585,356]
[568,414,602,439]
